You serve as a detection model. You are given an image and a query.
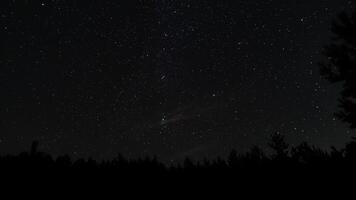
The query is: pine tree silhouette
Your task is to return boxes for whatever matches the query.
[320,11,356,128]
[30,140,39,155]
[268,132,289,160]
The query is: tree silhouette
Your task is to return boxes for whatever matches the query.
[247,146,265,161]
[228,149,239,167]
[320,11,356,128]
[30,140,39,155]
[268,132,289,159]
[344,137,356,161]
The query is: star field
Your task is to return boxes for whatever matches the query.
[0,0,355,161]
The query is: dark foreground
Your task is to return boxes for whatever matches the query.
[2,135,356,193]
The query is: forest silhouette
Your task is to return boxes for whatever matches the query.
[2,133,356,177]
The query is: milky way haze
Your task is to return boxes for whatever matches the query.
[0,0,355,161]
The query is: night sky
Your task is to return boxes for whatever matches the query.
[0,0,355,162]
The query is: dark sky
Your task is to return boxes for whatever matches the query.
[0,0,355,162]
